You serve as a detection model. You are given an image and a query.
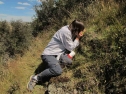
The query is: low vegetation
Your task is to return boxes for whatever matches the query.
[0,0,126,94]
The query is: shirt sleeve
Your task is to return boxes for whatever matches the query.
[61,31,79,51]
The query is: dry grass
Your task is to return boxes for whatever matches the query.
[0,30,53,94]
[0,0,125,93]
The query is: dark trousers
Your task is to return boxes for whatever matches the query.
[37,55,62,81]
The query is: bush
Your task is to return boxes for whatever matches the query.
[0,20,33,63]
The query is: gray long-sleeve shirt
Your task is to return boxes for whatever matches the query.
[42,25,79,55]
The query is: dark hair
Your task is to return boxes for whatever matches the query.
[69,20,85,40]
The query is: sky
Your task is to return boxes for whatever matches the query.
[0,0,42,22]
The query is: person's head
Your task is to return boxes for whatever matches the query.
[69,20,85,40]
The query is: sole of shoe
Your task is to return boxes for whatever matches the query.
[27,75,34,91]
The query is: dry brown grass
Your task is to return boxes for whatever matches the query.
[0,30,53,94]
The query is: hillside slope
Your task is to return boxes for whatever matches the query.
[0,32,52,94]
[0,32,103,94]
[0,0,126,94]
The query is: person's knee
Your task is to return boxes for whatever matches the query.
[54,67,62,76]
[50,65,62,76]
[56,68,62,76]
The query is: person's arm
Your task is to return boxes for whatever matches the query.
[61,32,80,51]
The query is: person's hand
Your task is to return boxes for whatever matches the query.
[78,31,84,37]
[77,29,86,39]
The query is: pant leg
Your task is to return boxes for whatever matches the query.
[37,55,62,81]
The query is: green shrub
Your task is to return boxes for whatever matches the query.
[0,20,33,64]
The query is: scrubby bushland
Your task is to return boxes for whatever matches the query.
[31,0,95,37]
[32,0,126,93]
[74,0,126,93]
[0,20,33,63]
[0,0,126,93]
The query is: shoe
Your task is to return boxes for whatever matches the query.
[27,75,38,91]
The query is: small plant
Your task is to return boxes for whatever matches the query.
[7,82,20,94]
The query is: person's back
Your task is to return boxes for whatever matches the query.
[42,25,71,55]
